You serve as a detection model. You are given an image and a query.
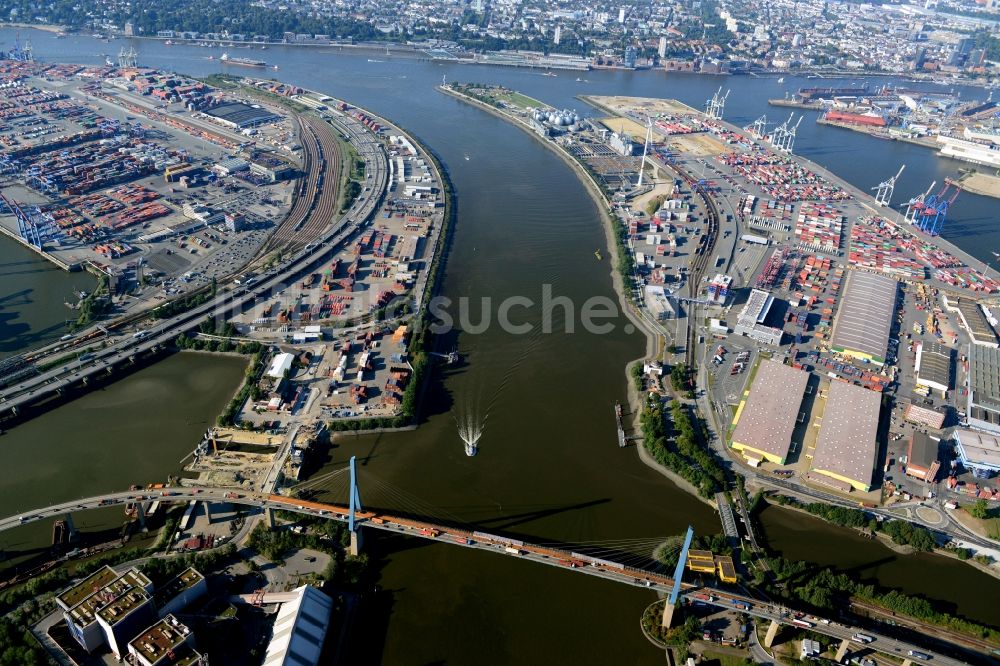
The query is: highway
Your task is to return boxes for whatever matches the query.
[0,485,979,665]
[0,103,390,420]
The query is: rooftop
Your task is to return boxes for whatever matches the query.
[64,568,151,626]
[262,585,334,666]
[737,289,774,326]
[203,101,278,127]
[57,566,118,610]
[812,380,882,490]
[97,587,150,625]
[955,299,999,346]
[731,359,809,462]
[954,429,1000,471]
[154,568,204,608]
[907,432,939,470]
[129,615,199,666]
[830,270,898,363]
[969,345,1000,413]
[915,341,952,390]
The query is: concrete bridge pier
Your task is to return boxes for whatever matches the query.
[764,620,780,648]
[202,501,212,525]
[62,512,78,543]
[265,507,277,528]
[835,638,851,663]
[135,502,148,532]
[661,601,676,629]
[349,527,363,557]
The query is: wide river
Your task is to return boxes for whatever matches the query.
[1,29,999,663]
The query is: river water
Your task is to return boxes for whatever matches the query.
[1,29,999,662]
[0,353,246,571]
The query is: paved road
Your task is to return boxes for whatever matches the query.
[1,485,978,665]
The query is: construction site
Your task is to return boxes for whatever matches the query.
[0,57,296,292]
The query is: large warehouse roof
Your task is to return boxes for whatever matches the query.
[969,345,1000,413]
[812,380,882,491]
[953,429,1000,474]
[730,359,809,464]
[915,341,952,392]
[830,271,898,364]
[263,585,333,666]
[204,101,278,128]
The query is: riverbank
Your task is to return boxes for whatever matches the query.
[956,170,1000,199]
[0,22,65,34]
[439,84,721,508]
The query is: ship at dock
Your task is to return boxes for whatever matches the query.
[220,52,266,68]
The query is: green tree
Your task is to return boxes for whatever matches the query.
[969,499,990,520]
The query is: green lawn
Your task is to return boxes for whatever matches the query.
[496,90,543,109]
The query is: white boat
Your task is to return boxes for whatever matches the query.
[777,77,785,83]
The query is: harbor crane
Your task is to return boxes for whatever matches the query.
[770,114,801,153]
[903,180,936,223]
[705,87,730,120]
[746,114,768,141]
[873,164,906,206]
[916,181,960,236]
[118,46,138,69]
[10,32,32,62]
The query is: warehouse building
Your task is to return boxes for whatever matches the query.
[830,271,898,365]
[904,403,945,430]
[967,345,1000,435]
[262,585,333,666]
[733,289,784,346]
[811,381,882,492]
[953,429,1000,479]
[944,296,999,348]
[202,101,279,129]
[915,341,953,396]
[905,433,941,482]
[730,359,809,464]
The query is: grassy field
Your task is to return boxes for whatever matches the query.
[495,90,543,109]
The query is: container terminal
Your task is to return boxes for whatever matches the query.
[443,83,1000,524]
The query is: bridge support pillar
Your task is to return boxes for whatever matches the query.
[135,502,147,531]
[764,620,780,648]
[661,601,676,629]
[63,512,78,543]
[349,527,363,557]
[902,660,912,666]
[202,501,212,525]
[266,507,277,528]
[835,639,850,663]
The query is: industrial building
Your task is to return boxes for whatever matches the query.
[914,341,953,396]
[733,289,784,346]
[944,296,999,347]
[267,352,296,379]
[202,101,279,129]
[967,345,1000,435]
[686,550,717,574]
[129,615,202,666]
[707,274,732,304]
[730,359,809,464]
[811,381,882,492]
[953,429,1000,479]
[904,403,945,430]
[829,271,898,365]
[96,587,158,660]
[262,585,334,666]
[55,566,153,653]
[905,433,941,482]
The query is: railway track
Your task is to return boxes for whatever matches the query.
[258,114,342,257]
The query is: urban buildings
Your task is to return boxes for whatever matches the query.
[905,433,941,482]
[967,345,1000,435]
[263,585,335,666]
[733,289,784,346]
[953,429,1000,479]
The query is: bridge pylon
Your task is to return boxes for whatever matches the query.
[662,526,694,628]
[764,619,780,648]
[348,455,364,556]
